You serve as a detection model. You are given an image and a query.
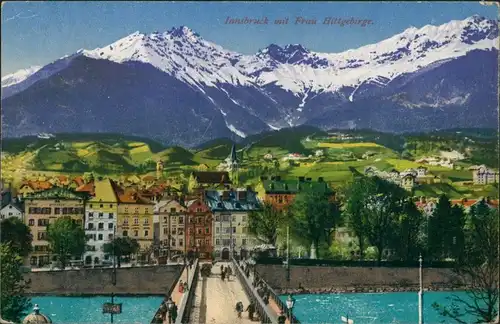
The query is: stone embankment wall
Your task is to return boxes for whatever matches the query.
[256,265,460,294]
[25,265,183,295]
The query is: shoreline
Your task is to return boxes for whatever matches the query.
[276,285,467,295]
[26,293,165,297]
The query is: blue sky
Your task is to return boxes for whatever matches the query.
[1,1,497,76]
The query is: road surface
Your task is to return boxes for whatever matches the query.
[192,262,255,324]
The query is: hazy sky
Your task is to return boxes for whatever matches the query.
[1,1,498,76]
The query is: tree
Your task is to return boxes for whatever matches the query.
[46,216,87,269]
[433,207,499,323]
[0,218,33,257]
[248,202,286,246]
[0,243,32,322]
[393,199,424,262]
[345,176,376,260]
[103,237,140,267]
[428,195,466,261]
[289,191,341,259]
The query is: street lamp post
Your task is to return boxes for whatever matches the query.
[418,254,424,324]
[286,225,291,285]
[286,294,295,324]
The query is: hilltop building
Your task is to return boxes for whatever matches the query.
[24,187,87,267]
[261,176,334,210]
[205,188,261,260]
[83,178,118,266]
[0,198,24,221]
[471,165,499,185]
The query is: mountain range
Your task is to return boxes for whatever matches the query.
[1,15,498,147]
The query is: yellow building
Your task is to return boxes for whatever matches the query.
[83,178,119,266]
[114,186,155,262]
[24,187,87,267]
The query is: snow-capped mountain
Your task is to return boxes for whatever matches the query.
[1,65,41,88]
[1,15,498,146]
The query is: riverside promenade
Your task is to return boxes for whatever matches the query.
[190,262,253,324]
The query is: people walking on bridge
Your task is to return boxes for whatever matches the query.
[235,301,244,318]
[246,299,256,320]
[183,281,188,292]
[221,267,226,281]
[277,310,287,324]
[170,303,178,323]
[178,280,184,293]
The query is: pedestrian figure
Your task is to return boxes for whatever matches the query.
[235,301,244,318]
[166,299,175,324]
[178,280,184,293]
[171,303,178,323]
[246,299,256,320]
[277,310,287,324]
[183,281,188,292]
[220,264,224,274]
[221,268,225,281]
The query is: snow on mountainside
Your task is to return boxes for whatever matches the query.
[1,15,498,146]
[3,16,498,98]
[1,66,41,87]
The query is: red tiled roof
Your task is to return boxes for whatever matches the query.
[191,171,232,184]
[76,181,95,195]
[73,176,85,186]
[451,199,478,208]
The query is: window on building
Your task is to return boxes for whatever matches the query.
[135,207,139,213]
[178,217,184,224]
[145,208,149,213]
[172,228,177,235]
[109,204,113,208]
[123,231,128,237]
[196,208,202,213]
[197,228,202,235]
[55,208,61,214]
[108,234,113,240]
[171,239,176,247]
[232,215,236,221]
[88,223,94,230]
[100,204,103,208]
[134,230,138,237]
[163,217,168,223]
[88,212,94,218]
[145,230,149,237]
[123,218,129,225]
[108,223,113,230]
[109,213,114,219]
[216,227,219,234]
[97,223,104,229]
[163,228,168,235]
[232,227,236,233]
[134,218,139,224]
[30,256,37,266]
[144,218,149,225]
[205,239,210,246]
[179,239,183,246]
[215,239,220,245]
[89,204,93,208]
[205,227,210,234]
[242,239,247,246]
[242,215,247,222]
[98,234,103,240]
[98,212,103,218]
[28,219,34,226]
[170,208,176,213]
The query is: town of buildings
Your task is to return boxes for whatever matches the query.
[0,147,498,268]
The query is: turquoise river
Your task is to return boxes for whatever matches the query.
[30,292,487,323]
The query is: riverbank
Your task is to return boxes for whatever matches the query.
[276,285,466,295]
[256,264,462,293]
[25,265,183,295]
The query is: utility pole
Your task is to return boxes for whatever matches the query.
[286,225,290,285]
[418,254,423,324]
[111,226,117,324]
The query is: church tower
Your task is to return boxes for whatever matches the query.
[156,160,164,180]
[228,144,239,186]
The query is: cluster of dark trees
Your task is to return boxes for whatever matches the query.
[248,175,499,323]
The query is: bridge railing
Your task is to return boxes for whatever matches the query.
[150,264,185,324]
[232,257,276,324]
[176,259,199,324]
